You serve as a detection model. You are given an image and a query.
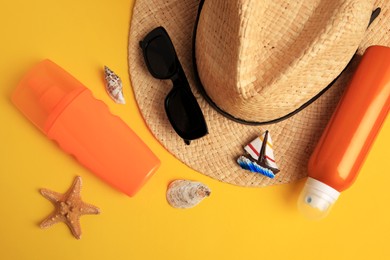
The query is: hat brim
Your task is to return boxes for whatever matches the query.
[128,0,389,187]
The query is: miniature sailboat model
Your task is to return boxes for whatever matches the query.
[237,130,280,178]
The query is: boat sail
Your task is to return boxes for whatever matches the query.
[237,130,280,178]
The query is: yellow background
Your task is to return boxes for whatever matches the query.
[1,0,389,259]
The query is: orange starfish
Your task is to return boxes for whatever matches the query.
[39,176,100,239]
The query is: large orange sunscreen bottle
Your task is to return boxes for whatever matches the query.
[298,46,390,219]
[12,60,160,196]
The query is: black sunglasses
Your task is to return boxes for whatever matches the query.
[140,26,208,145]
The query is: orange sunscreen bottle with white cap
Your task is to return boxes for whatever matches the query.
[12,60,160,196]
[298,46,390,219]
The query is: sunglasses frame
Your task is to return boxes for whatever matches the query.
[140,26,208,145]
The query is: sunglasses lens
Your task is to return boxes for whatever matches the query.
[165,88,207,140]
[145,36,176,78]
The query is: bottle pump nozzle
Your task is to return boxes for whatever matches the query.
[298,177,340,220]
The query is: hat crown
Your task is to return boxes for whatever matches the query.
[195,0,374,122]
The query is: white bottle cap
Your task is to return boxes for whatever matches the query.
[297,177,340,220]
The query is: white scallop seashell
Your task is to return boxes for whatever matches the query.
[104,66,125,104]
[166,180,211,209]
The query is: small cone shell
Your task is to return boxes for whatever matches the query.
[166,180,211,209]
[104,66,125,104]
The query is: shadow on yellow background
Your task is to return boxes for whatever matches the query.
[0,0,389,259]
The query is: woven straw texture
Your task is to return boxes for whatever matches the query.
[128,0,390,187]
[196,1,371,122]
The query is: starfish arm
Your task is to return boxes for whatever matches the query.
[66,176,82,200]
[40,213,62,229]
[66,217,82,240]
[40,189,63,203]
[80,202,101,215]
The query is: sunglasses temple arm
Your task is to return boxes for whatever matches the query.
[368,7,381,28]
[169,61,195,146]
[175,65,195,146]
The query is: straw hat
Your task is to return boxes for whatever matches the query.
[128,0,390,187]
